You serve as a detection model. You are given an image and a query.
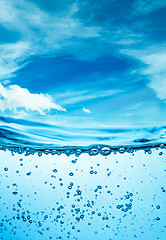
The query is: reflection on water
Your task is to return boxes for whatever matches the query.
[0,148,165,240]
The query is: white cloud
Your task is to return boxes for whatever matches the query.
[83,107,91,114]
[0,83,66,114]
[0,0,102,115]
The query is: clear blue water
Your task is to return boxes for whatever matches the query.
[0,148,165,240]
[0,0,166,239]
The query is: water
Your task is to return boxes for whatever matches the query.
[0,148,165,240]
[0,0,166,239]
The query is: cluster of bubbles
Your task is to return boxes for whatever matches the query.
[0,143,165,157]
[0,164,120,239]
[0,146,165,239]
[116,193,133,212]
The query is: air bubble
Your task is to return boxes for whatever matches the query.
[56,150,61,155]
[26,172,31,176]
[148,150,152,154]
[119,147,125,154]
[38,152,42,157]
[44,149,50,155]
[75,149,82,157]
[88,147,99,156]
[64,149,72,156]
[159,143,164,149]
[100,146,111,156]
[12,192,18,195]
[51,149,56,155]
[69,172,74,176]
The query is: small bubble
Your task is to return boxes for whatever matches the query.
[116,205,121,209]
[44,149,50,155]
[156,217,160,221]
[4,167,8,171]
[69,172,74,176]
[76,189,82,195]
[160,143,164,149]
[51,149,56,155]
[71,159,77,164]
[88,147,99,156]
[75,149,82,157]
[156,205,160,209]
[38,152,42,157]
[100,146,111,156]
[26,172,31,176]
[56,150,61,155]
[119,147,125,154]
[12,192,18,195]
[148,150,152,154]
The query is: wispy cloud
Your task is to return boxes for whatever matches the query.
[0,41,30,80]
[121,44,166,100]
[0,0,103,115]
[127,102,144,110]
[132,0,166,15]
[83,107,91,114]
[0,0,166,118]
[0,0,101,81]
[0,83,66,114]
[56,89,124,106]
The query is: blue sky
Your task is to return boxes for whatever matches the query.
[0,0,166,133]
